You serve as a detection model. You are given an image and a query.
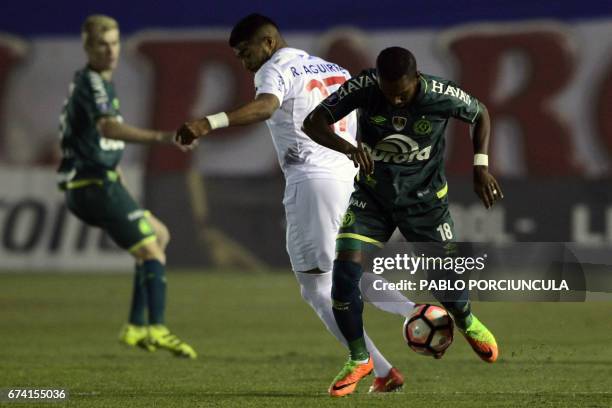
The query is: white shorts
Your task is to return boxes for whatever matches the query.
[283,178,354,272]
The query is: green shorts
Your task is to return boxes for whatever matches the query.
[65,177,156,252]
[336,181,455,252]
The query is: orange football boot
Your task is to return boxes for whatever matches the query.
[328,355,374,397]
[459,315,498,363]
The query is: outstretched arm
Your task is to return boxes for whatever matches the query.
[472,105,503,209]
[97,117,175,144]
[176,93,279,144]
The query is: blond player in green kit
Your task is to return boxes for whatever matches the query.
[57,15,196,358]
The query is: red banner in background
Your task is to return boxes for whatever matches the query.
[597,57,612,158]
[0,37,27,161]
[446,29,577,176]
[137,39,256,173]
[1,22,611,177]
[1,23,612,269]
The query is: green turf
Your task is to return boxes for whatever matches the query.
[1,271,611,407]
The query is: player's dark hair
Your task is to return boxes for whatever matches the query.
[229,14,279,47]
[376,47,417,81]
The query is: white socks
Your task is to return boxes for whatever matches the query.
[360,272,415,318]
[294,271,392,377]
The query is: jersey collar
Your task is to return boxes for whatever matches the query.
[412,73,428,104]
[272,47,308,59]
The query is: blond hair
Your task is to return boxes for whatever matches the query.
[81,15,119,47]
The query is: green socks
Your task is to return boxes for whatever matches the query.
[348,338,369,362]
[143,259,166,325]
[128,263,147,326]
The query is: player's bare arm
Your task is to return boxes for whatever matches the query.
[303,108,374,175]
[97,117,179,145]
[472,105,503,209]
[176,93,279,145]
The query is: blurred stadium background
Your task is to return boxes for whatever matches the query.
[1,0,612,271]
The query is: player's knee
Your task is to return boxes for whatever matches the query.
[146,214,170,250]
[296,269,328,303]
[131,241,166,264]
[155,222,170,248]
[336,250,362,263]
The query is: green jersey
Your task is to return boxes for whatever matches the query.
[319,69,482,205]
[57,66,125,188]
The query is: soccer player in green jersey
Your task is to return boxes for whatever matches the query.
[56,15,196,359]
[303,47,503,396]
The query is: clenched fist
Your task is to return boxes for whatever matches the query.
[176,119,211,145]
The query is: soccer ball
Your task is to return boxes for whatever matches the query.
[403,304,454,357]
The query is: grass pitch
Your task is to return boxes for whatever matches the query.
[1,271,611,407]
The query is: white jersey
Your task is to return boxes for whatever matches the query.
[254,47,357,185]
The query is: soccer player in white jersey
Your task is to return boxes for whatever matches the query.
[176,14,414,392]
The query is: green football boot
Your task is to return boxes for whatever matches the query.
[118,324,156,352]
[147,325,197,359]
[459,315,498,363]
